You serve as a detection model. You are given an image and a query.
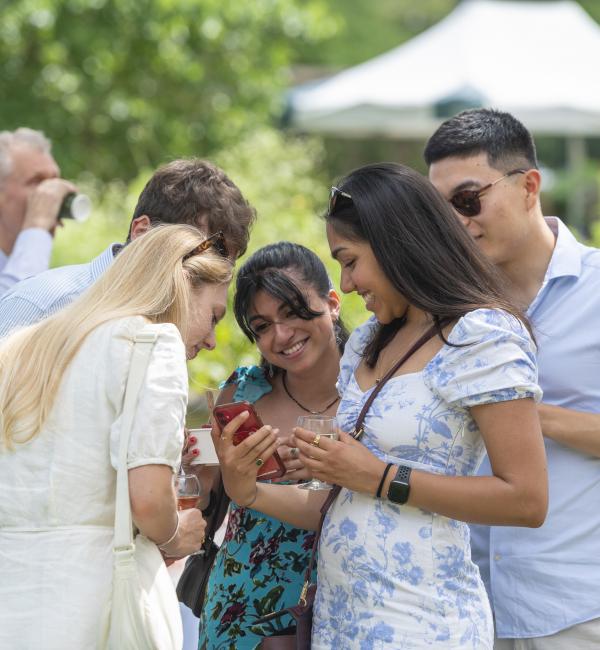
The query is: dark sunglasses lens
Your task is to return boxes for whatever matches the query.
[450,191,480,217]
[214,236,228,258]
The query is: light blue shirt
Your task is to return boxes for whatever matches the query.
[0,228,53,296]
[0,243,119,337]
[470,218,600,638]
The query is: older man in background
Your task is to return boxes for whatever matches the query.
[0,128,76,295]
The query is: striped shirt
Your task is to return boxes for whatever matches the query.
[0,244,119,338]
[0,228,53,297]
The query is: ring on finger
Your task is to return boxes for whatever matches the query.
[289,447,299,459]
[311,434,321,448]
[255,458,264,467]
[220,435,228,441]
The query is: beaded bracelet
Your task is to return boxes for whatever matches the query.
[376,463,395,498]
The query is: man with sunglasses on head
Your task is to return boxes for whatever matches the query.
[0,158,255,337]
[424,108,600,649]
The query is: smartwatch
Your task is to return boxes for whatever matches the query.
[387,465,412,504]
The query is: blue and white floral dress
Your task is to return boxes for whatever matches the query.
[312,309,541,650]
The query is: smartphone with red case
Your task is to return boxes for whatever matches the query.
[213,401,286,480]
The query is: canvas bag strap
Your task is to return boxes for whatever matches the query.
[299,322,443,598]
[113,328,159,551]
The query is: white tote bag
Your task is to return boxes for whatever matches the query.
[98,328,183,650]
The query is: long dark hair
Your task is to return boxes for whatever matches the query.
[326,162,530,367]
[234,241,349,376]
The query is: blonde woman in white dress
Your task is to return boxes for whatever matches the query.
[0,225,231,649]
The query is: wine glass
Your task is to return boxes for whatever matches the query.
[297,415,339,491]
[170,472,204,556]
[175,473,202,510]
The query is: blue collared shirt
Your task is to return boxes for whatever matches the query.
[0,243,119,337]
[470,218,600,638]
[0,228,53,296]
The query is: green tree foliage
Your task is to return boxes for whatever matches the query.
[578,1,600,26]
[0,0,336,182]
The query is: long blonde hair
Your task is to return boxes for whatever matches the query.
[0,224,232,449]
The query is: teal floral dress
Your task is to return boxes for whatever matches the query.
[198,366,316,650]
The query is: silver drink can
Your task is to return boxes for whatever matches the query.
[58,193,92,222]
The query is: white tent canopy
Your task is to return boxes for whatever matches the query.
[288,0,600,138]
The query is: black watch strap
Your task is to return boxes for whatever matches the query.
[387,465,412,504]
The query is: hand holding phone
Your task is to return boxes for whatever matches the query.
[213,401,286,480]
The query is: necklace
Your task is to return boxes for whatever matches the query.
[282,372,340,415]
[373,350,400,384]
[373,323,435,384]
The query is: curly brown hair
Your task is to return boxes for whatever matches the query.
[128,158,256,257]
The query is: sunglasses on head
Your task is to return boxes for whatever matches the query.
[183,230,228,261]
[328,186,353,216]
[449,169,526,218]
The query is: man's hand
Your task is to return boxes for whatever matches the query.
[22,178,78,234]
[538,402,600,457]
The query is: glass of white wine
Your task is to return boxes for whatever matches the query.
[297,415,339,491]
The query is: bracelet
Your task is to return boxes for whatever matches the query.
[376,463,395,498]
[242,488,258,509]
[157,512,180,549]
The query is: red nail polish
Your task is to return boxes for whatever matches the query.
[192,449,199,456]
[188,437,197,444]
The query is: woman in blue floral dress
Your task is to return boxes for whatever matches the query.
[216,164,549,649]
[198,242,348,650]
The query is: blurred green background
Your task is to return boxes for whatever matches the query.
[2,0,600,407]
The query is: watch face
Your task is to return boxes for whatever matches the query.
[388,465,411,504]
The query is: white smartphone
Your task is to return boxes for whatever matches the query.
[188,427,219,466]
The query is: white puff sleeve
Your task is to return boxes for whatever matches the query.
[336,317,378,396]
[423,308,542,407]
[109,319,188,472]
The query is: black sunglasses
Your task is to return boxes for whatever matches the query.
[328,186,352,215]
[183,230,228,261]
[449,169,526,218]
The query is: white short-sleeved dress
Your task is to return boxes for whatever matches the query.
[0,316,188,650]
[312,309,541,650]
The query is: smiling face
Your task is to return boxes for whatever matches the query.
[184,281,229,360]
[247,281,340,375]
[327,223,408,324]
[428,153,533,267]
